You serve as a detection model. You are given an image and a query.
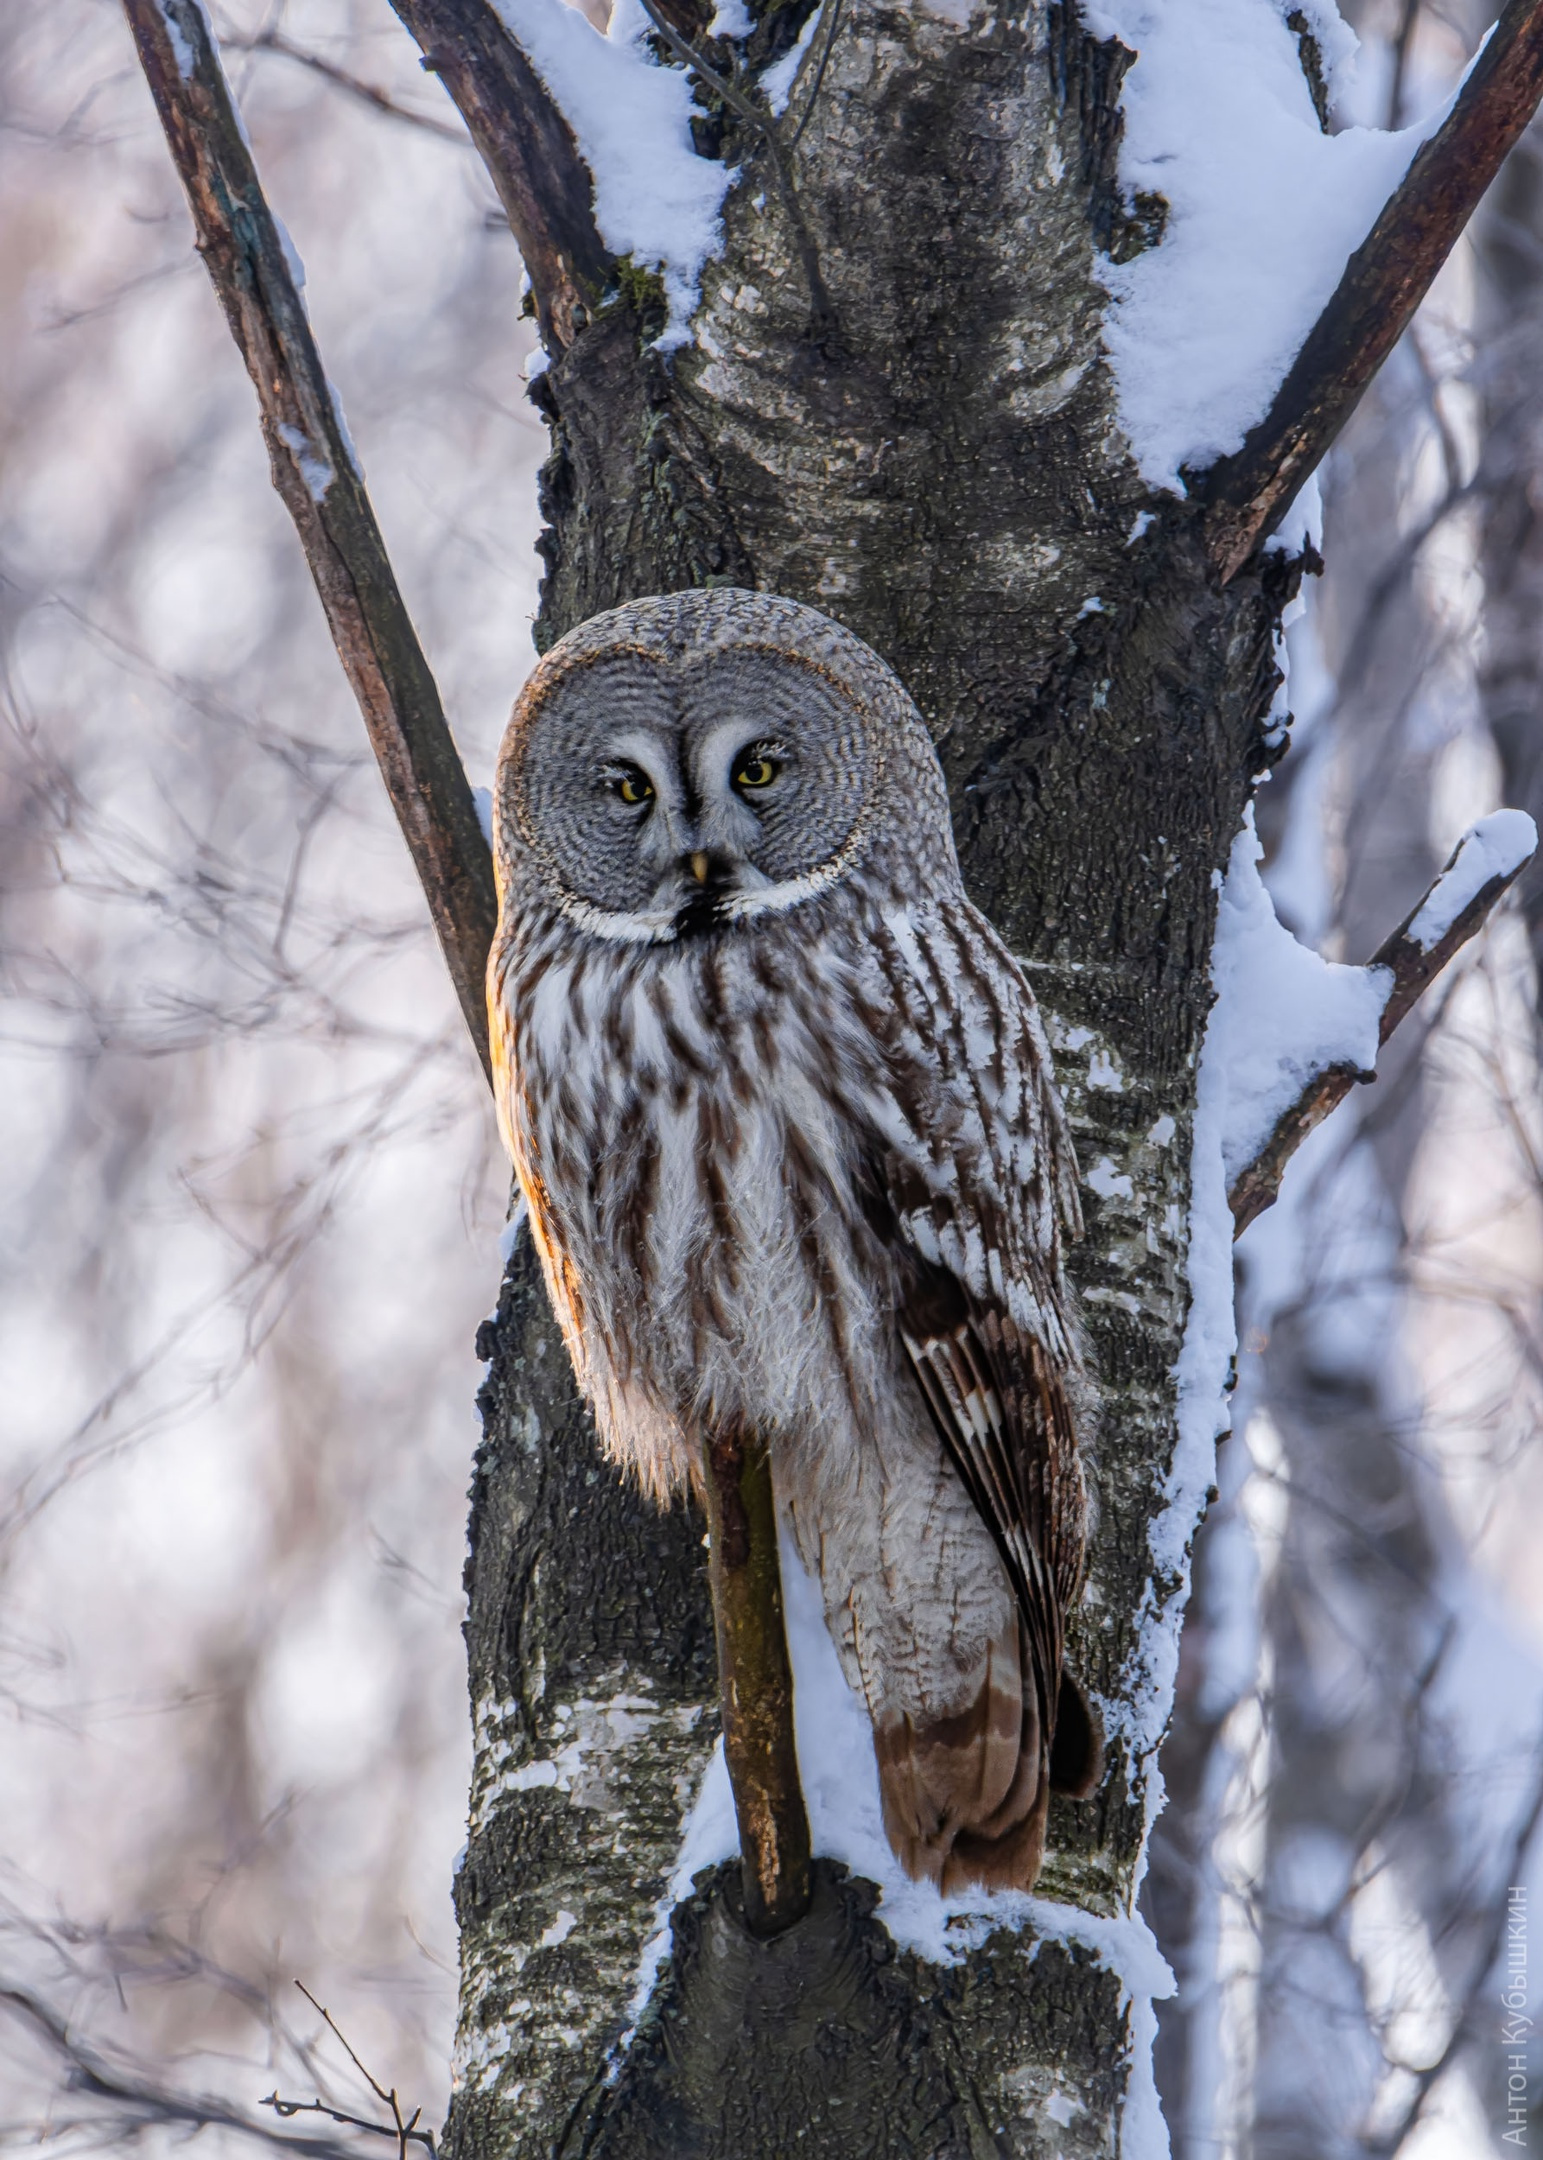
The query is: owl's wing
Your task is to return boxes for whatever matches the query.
[869,899,1099,1800]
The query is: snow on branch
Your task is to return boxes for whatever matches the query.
[388,0,615,350]
[394,0,732,349]
[1227,810,1539,1234]
[123,0,498,1082]
[1201,0,1543,582]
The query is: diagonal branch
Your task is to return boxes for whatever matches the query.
[631,0,836,334]
[222,28,472,144]
[122,0,498,1083]
[1201,0,1543,582]
[1229,814,1538,1233]
[0,1980,361,2159]
[386,0,613,351]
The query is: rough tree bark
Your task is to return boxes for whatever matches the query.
[120,0,1543,2150]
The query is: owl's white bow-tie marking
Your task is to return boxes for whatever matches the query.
[487,587,1100,1893]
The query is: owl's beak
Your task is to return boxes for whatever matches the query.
[689,851,710,885]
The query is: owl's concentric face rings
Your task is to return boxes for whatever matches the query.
[495,591,946,946]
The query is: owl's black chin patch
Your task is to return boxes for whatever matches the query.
[672,886,726,938]
[672,856,734,938]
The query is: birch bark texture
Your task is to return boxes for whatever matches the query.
[437,3,1293,2151]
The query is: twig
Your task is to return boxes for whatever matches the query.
[386,0,612,350]
[1229,826,1537,1233]
[789,0,845,152]
[262,1983,436,2160]
[632,0,837,335]
[122,0,498,1083]
[0,1980,359,2158]
[701,1429,812,1934]
[222,27,471,143]
[1201,0,1543,581]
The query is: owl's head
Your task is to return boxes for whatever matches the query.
[494,589,954,943]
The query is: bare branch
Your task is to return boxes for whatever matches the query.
[1201,0,1543,581]
[263,1982,437,2160]
[702,1430,812,1934]
[1229,825,1537,1233]
[121,0,498,1083]
[386,0,612,351]
[0,1980,360,2159]
[222,28,471,144]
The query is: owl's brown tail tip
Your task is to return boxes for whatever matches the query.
[873,1662,1104,1895]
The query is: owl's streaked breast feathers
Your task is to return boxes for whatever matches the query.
[488,588,1100,1893]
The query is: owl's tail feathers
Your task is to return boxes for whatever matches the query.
[872,1647,1105,1894]
[871,1626,1052,1894]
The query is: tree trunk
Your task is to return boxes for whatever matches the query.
[111,0,1543,2147]
[441,4,1299,2151]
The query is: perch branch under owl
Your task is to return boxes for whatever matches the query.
[1201,0,1543,581]
[701,1433,812,1932]
[121,0,499,1083]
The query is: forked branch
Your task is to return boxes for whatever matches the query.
[264,1982,437,2159]
[1229,817,1538,1233]
[121,0,498,1082]
[1202,0,1543,581]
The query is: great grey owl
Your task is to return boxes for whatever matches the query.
[488,587,1100,1892]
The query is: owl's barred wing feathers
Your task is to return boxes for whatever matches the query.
[862,899,1101,1882]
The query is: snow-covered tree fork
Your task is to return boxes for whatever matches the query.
[122,0,1543,2150]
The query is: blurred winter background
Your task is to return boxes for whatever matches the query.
[4,1,1543,2156]
[0,0,539,2145]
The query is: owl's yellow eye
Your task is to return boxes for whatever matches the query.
[733,752,781,792]
[612,767,654,807]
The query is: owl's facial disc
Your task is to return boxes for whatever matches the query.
[519,648,873,939]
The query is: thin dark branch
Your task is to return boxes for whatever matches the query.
[789,0,845,152]
[223,27,471,142]
[0,1982,360,2159]
[1229,826,1537,1232]
[386,0,612,351]
[1201,0,1543,581]
[262,2093,422,2147]
[121,0,498,1082]
[275,1982,437,2160]
[632,0,837,333]
[635,0,764,129]
[295,1982,397,2110]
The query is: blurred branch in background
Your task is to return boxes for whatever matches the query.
[122,0,497,1079]
[222,29,471,144]
[0,2,540,2147]
[1150,2,1543,2150]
